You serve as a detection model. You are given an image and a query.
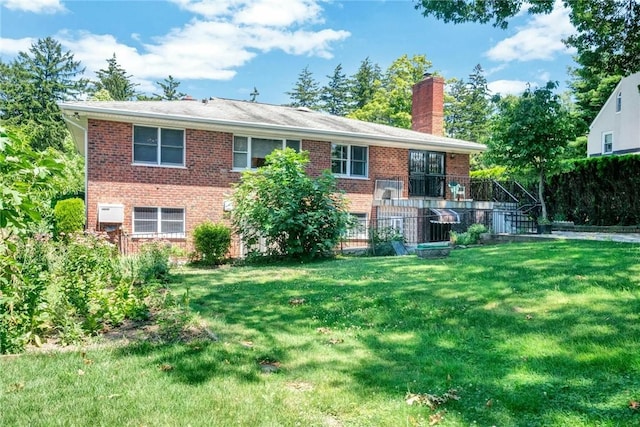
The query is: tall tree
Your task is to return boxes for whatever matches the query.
[444,64,492,143]
[0,37,87,151]
[348,57,382,111]
[286,66,321,109]
[414,0,640,126]
[320,64,350,116]
[92,54,138,101]
[487,82,576,221]
[154,75,186,100]
[349,54,431,128]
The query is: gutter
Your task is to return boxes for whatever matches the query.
[61,114,89,229]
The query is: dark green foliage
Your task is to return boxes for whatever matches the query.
[445,64,492,143]
[286,66,321,109]
[348,57,382,110]
[154,75,186,100]
[547,155,640,226]
[192,222,232,265]
[53,198,85,236]
[0,37,87,151]
[231,148,350,259]
[91,54,138,101]
[320,64,350,116]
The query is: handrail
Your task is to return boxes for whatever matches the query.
[492,180,518,203]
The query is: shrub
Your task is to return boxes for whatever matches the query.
[193,221,231,265]
[450,223,488,246]
[53,198,85,236]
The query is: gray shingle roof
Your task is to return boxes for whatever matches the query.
[59,97,485,153]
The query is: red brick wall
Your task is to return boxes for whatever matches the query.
[86,119,467,254]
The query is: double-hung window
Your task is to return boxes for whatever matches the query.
[133,125,184,166]
[602,132,613,154]
[233,136,300,169]
[331,144,368,178]
[133,207,185,237]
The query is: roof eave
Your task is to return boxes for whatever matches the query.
[58,103,486,153]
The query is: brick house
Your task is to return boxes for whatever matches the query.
[59,75,486,255]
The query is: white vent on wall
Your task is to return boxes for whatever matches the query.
[374,179,404,200]
[98,204,124,223]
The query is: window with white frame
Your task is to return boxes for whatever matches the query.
[602,132,613,154]
[331,144,368,178]
[133,125,184,166]
[133,207,185,237]
[233,136,300,169]
[616,91,622,112]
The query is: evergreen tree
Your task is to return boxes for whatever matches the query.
[0,37,87,151]
[444,64,492,143]
[286,66,321,109]
[320,64,350,116]
[92,54,138,101]
[154,75,186,100]
[348,57,382,111]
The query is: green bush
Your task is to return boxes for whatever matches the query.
[450,223,488,246]
[192,221,231,265]
[53,198,85,236]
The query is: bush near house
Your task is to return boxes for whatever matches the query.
[53,197,85,236]
[192,221,232,265]
[547,155,640,225]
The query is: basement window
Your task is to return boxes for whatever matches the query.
[133,207,185,238]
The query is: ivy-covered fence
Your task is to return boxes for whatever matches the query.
[547,155,640,226]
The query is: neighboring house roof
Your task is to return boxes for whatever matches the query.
[59,98,485,156]
[589,72,640,130]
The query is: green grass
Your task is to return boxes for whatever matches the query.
[2,240,640,426]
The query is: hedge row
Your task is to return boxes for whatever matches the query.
[547,155,640,226]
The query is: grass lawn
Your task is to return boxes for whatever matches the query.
[2,240,640,426]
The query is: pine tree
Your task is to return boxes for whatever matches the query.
[92,54,138,101]
[286,66,321,109]
[0,37,87,151]
[154,75,186,100]
[348,57,382,111]
[445,64,492,143]
[320,64,350,116]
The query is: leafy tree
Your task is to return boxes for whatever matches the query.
[92,54,138,101]
[0,37,87,151]
[154,75,186,100]
[231,148,350,259]
[349,54,431,128]
[414,0,640,126]
[320,64,350,116]
[487,82,576,221]
[348,57,382,111]
[286,66,321,109]
[89,88,114,101]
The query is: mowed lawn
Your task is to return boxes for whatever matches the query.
[2,240,640,426]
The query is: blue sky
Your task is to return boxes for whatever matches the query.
[0,0,577,105]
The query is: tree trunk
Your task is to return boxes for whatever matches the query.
[538,169,547,221]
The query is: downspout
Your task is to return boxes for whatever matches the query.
[62,115,89,229]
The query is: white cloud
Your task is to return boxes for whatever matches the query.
[2,0,349,94]
[488,80,529,96]
[485,0,575,62]
[0,37,35,56]
[0,0,65,14]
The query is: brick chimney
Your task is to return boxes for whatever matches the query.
[411,73,445,136]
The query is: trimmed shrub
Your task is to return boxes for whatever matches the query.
[192,221,231,265]
[450,223,488,246]
[53,198,85,236]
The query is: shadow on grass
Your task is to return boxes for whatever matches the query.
[114,241,640,425]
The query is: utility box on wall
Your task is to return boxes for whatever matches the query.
[98,204,124,223]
